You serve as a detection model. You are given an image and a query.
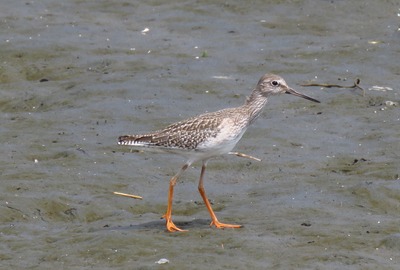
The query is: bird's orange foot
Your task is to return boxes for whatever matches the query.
[163,215,187,232]
[210,220,242,229]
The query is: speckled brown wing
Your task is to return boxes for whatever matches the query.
[118,110,227,149]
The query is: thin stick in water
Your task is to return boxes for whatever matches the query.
[301,78,365,96]
[228,151,262,162]
[113,191,143,200]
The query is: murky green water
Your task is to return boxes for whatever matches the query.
[1,1,399,269]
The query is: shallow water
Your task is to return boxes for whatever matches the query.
[1,0,399,269]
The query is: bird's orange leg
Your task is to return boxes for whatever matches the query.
[198,161,242,229]
[162,164,189,232]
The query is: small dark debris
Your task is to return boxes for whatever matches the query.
[301,222,311,227]
[64,208,77,216]
[39,78,49,82]
[76,147,87,154]
[368,97,384,107]
[191,26,203,31]
[352,158,367,165]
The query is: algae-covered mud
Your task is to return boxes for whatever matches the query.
[1,1,399,269]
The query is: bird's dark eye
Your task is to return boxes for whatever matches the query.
[271,80,279,86]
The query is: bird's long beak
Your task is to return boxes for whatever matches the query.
[285,88,320,103]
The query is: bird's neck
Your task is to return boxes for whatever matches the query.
[243,88,268,125]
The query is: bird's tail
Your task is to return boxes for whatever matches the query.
[117,135,154,146]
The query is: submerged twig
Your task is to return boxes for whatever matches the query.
[113,191,143,200]
[228,151,262,162]
[301,78,365,96]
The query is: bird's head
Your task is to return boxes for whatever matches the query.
[257,74,320,103]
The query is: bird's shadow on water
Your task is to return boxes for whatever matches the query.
[101,218,212,232]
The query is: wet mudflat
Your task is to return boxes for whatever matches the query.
[1,1,399,269]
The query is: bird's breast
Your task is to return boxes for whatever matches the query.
[196,118,248,155]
